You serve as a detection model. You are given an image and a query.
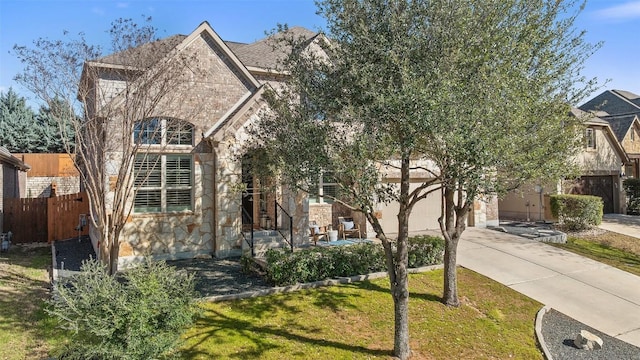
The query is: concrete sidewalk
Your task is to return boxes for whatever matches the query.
[458,227,640,347]
[600,213,640,239]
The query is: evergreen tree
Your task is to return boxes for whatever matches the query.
[0,88,38,152]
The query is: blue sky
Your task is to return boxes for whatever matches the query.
[1,0,639,108]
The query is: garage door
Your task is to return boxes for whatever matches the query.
[377,182,441,234]
[569,176,615,214]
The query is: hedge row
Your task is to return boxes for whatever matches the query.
[550,194,603,230]
[257,235,444,286]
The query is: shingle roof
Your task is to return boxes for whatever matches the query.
[94,26,318,71]
[571,107,609,125]
[228,27,318,70]
[612,89,640,108]
[601,113,637,142]
[96,35,187,67]
[579,90,640,115]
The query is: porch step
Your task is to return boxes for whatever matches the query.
[242,231,291,258]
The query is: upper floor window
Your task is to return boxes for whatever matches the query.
[585,128,596,149]
[133,118,194,146]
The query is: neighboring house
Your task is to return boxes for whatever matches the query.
[579,89,640,178]
[15,153,80,197]
[0,146,30,233]
[499,108,628,220]
[81,22,497,267]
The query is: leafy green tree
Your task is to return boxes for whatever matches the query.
[249,0,598,358]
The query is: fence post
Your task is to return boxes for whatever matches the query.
[47,196,55,243]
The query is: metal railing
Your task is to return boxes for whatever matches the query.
[241,206,255,257]
[275,201,294,252]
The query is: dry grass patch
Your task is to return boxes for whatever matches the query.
[180,268,543,359]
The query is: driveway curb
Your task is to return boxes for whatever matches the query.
[535,305,554,360]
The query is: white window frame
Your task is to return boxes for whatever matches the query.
[132,118,194,213]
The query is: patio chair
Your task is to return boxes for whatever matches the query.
[338,217,361,240]
[309,221,328,245]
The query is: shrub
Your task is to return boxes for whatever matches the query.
[264,236,444,286]
[623,178,640,215]
[48,258,198,360]
[407,235,445,268]
[550,194,603,231]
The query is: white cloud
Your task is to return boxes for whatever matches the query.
[116,2,129,9]
[594,1,640,20]
[92,7,105,16]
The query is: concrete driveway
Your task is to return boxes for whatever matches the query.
[600,213,640,239]
[458,227,640,347]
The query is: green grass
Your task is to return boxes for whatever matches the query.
[0,244,66,360]
[180,268,543,359]
[551,235,640,277]
[2,245,545,359]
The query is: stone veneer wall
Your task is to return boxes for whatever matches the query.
[213,138,244,258]
[471,194,499,228]
[117,152,214,268]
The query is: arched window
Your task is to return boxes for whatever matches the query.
[133,118,194,146]
[132,118,194,213]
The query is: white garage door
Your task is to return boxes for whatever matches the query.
[377,182,441,235]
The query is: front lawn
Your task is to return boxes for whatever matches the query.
[0,244,64,360]
[180,268,543,359]
[2,245,544,359]
[550,230,640,277]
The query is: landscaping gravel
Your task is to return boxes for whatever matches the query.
[541,308,640,359]
[53,236,95,271]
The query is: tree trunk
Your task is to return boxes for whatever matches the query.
[440,185,469,307]
[442,234,459,307]
[391,154,411,359]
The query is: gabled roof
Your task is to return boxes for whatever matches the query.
[600,113,639,142]
[579,89,640,116]
[571,107,630,163]
[90,25,318,75]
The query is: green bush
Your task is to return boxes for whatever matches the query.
[623,178,640,215]
[49,258,198,360]
[550,194,603,230]
[264,236,444,286]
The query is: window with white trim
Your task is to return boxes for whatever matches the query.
[309,172,338,204]
[132,118,194,213]
[134,154,193,213]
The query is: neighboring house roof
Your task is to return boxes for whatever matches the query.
[600,114,639,142]
[579,89,640,116]
[571,107,630,164]
[0,147,30,171]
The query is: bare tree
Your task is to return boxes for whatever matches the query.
[14,17,205,273]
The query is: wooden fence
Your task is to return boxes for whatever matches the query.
[3,192,90,243]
